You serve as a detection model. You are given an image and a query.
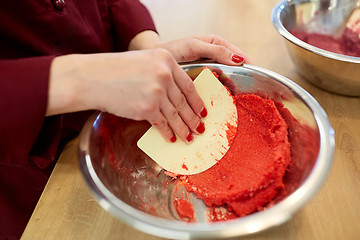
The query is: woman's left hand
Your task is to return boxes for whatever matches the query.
[156,35,251,65]
[129,31,251,65]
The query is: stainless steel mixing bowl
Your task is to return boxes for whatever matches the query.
[78,63,334,239]
[272,0,360,96]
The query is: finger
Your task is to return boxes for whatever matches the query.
[166,78,204,135]
[194,41,246,66]
[171,64,207,120]
[193,35,253,64]
[194,35,246,55]
[149,111,177,143]
[160,98,194,144]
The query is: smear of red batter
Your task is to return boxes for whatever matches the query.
[179,94,291,217]
[174,197,194,222]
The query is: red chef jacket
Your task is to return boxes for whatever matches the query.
[0,0,156,239]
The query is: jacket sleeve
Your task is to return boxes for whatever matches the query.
[0,56,55,166]
[108,0,157,51]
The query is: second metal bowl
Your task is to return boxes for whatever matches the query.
[272,0,360,96]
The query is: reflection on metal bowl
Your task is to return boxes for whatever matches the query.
[272,0,360,96]
[78,63,334,239]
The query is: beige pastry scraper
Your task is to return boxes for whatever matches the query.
[137,68,238,175]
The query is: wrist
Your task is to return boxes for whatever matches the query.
[47,54,83,116]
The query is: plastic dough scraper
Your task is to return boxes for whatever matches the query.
[137,68,238,175]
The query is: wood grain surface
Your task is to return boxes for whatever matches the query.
[21,1,360,239]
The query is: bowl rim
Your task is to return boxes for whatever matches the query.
[78,63,335,239]
[271,0,360,64]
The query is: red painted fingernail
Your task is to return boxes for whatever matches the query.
[200,107,208,118]
[170,134,177,143]
[186,132,194,143]
[196,122,205,134]
[231,54,244,64]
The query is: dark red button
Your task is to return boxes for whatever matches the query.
[53,0,65,11]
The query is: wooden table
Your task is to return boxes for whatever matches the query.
[21,1,360,239]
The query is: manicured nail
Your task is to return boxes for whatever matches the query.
[200,107,208,118]
[231,54,244,64]
[186,132,194,143]
[170,134,177,143]
[196,122,205,134]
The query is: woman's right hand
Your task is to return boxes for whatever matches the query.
[48,49,207,143]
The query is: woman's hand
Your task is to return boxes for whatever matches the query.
[157,35,251,64]
[129,31,251,64]
[48,49,206,143]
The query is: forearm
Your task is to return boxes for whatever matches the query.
[128,30,160,51]
[48,53,120,116]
